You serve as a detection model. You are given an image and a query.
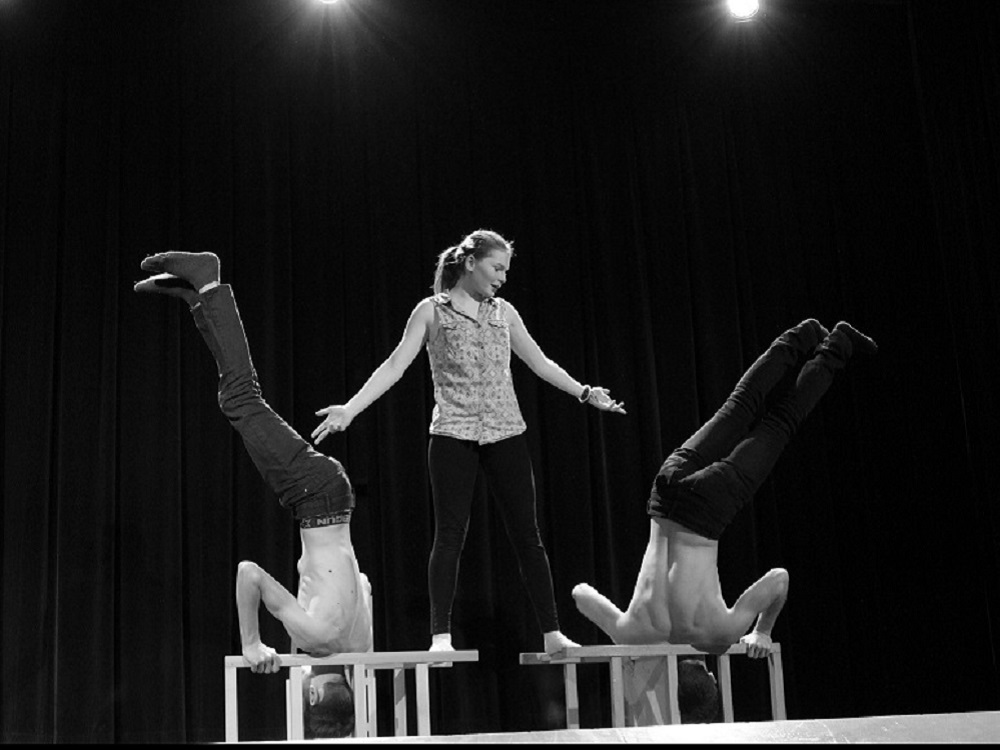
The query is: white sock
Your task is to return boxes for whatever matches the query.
[198,280,220,294]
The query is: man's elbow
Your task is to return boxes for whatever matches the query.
[237,560,261,586]
[771,568,790,596]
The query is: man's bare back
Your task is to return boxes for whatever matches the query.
[572,519,782,655]
[295,527,373,655]
[237,526,372,672]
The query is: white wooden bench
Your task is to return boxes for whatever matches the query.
[519,642,785,728]
[224,649,480,740]
[225,579,483,739]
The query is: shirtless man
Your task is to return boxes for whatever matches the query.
[134,251,372,676]
[572,318,877,661]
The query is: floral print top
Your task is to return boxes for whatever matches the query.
[425,294,527,444]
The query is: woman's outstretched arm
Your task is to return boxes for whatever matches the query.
[506,300,626,414]
[312,298,434,444]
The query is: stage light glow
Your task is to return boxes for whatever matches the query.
[728,0,760,21]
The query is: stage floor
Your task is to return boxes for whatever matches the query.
[230,710,1000,743]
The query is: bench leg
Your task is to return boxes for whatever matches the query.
[415,663,431,736]
[225,665,239,742]
[718,653,734,722]
[622,656,666,727]
[769,650,787,720]
[665,654,681,725]
[288,667,305,739]
[609,657,626,728]
[352,664,371,738]
[366,665,378,737]
[563,663,580,729]
[393,668,408,736]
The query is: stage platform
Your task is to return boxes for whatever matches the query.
[227,710,1000,743]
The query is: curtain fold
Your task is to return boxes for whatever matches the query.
[2,0,998,741]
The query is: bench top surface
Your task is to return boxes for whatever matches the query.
[225,650,480,669]
[519,642,780,664]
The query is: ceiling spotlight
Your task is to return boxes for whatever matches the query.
[728,0,760,21]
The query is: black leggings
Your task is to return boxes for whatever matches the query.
[427,434,559,635]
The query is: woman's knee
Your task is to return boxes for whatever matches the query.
[510,531,546,557]
[432,524,469,552]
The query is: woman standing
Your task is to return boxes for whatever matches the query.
[312,229,625,654]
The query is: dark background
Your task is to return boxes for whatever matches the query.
[2,0,998,742]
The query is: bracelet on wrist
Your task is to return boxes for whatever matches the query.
[578,385,592,403]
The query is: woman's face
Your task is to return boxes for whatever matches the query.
[464,249,511,299]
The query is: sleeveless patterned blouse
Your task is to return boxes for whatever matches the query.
[426,294,527,444]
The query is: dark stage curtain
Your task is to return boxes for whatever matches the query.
[2,0,998,742]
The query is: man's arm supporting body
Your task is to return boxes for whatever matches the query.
[235,546,372,673]
[237,560,307,674]
[731,567,789,657]
[689,566,789,656]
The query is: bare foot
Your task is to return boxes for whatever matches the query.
[140,251,220,290]
[543,630,580,656]
[429,633,455,652]
[134,273,198,306]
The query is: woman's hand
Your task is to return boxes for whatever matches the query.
[588,387,627,414]
[312,405,354,445]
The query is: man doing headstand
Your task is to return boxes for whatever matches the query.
[134,251,372,693]
[572,318,876,720]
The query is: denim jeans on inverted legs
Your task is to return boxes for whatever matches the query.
[190,284,353,520]
[676,320,824,471]
[649,320,852,538]
[719,329,854,499]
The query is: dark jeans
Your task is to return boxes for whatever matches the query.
[648,320,854,539]
[427,434,559,635]
[191,285,353,521]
